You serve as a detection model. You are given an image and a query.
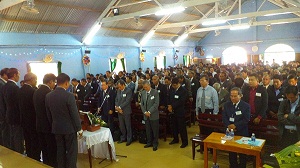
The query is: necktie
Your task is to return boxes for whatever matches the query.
[146,92,149,110]
[233,103,236,110]
[201,88,205,113]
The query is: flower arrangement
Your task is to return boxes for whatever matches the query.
[82,55,90,65]
[140,52,145,62]
[87,113,107,127]
[275,142,300,166]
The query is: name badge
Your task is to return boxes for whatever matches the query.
[158,90,160,93]
[229,117,235,122]
[182,84,185,87]
[151,96,154,100]
[235,111,242,115]
[122,94,126,97]
[175,95,179,99]
[278,98,284,101]
[107,95,110,98]
[256,93,261,97]
[206,96,211,99]
[77,89,80,92]
[191,83,195,86]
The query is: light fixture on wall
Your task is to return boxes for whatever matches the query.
[265,24,272,32]
[21,0,39,14]
[113,8,119,16]
[141,49,146,52]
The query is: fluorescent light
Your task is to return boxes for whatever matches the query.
[230,25,250,30]
[202,19,226,26]
[264,12,292,17]
[83,23,102,44]
[140,30,155,46]
[155,6,185,16]
[174,33,188,46]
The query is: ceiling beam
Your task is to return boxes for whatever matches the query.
[189,17,300,33]
[0,0,25,10]
[268,0,300,17]
[112,0,153,8]
[35,0,101,12]
[283,0,300,7]
[98,27,179,37]
[157,7,300,29]
[0,17,80,27]
[102,0,220,23]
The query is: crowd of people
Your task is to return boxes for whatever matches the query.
[1,60,300,168]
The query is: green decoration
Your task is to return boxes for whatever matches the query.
[164,56,166,68]
[154,57,157,68]
[110,59,117,71]
[57,61,62,74]
[120,58,126,71]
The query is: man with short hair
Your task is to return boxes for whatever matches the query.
[219,71,232,91]
[19,72,40,161]
[0,68,9,147]
[267,74,285,119]
[80,78,91,101]
[46,73,82,168]
[115,79,133,146]
[33,73,57,167]
[141,80,159,151]
[125,76,135,94]
[71,78,85,110]
[241,70,249,84]
[151,75,166,110]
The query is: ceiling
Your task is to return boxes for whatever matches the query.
[0,0,300,44]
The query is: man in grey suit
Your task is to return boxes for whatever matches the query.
[46,73,82,168]
[115,79,133,146]
[140,80,159,151]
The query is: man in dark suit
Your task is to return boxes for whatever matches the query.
[71,78,85,110]
[223,87,250,168]
[115,79,133,146]
[164,76,172,107]
[33,73,57,167]
[178,75,193,102]
[80,78,91,101]
[19,72,40,161]
[168,77,188,148]
[188,71,200,104]
[2,68,23,154]
[219,71,232,91]
[242,73,268,124]
[141,80,159,151]
[46,73,82,168]
[151,75,166,110]
[125,76,135,94]
[267,74,285,119]
[0,68,9,147]
[97,80,116,133]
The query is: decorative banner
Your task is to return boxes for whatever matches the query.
[43,53,53,63]
[116,52,125,59]
[140,52,145,62]
[173,52,178,61]
[82,55,90,66]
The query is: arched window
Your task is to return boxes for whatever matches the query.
[222,46,247,65]
[264,44,295,66]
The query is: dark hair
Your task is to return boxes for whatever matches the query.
[165,76,171,81]
[102,79,108,85]
[126,76,132,81]
[7,68,18,79]
[248,73,258,80]
[287,74,297,81]
[116,79,126,86]
[0,68,9,76]
[71,78,77,82]
[230,87,243,96]
[177,75,184,79]
[43,73,56,84]
[200,74,209,81]
[285,85,298,95]
[81,78,87,82]
[171,77,179,84]
[273,74,283,81]
[24,72,37,82]
[241,69,248,74]
[234,78,244,88]
[57,73,70,85]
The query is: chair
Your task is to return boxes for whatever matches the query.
[190,134,207,159]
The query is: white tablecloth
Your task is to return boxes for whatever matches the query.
[78,127,116,160]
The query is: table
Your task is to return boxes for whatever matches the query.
[203,132,265,168]
[78,127,116,168]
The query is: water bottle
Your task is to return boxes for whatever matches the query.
[251,133,256,146]
[211,163,219,168]
[230,129,234,139]
[225,128,230,137]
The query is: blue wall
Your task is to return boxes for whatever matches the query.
[0,33,196,80]
[198,0,300,60]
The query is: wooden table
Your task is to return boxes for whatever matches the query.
[203,132,265,168]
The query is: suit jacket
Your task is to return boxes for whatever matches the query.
[220,79,232,91]
[33,85,52,133]
[98,87,116,114]
[278,98,300,140]
[169,86,188,117]
[181,78,192,97]
[0,78,6,122]
[127,82,135,94]
[46,87,81,134]
[222,100,250,136]
[115,87,132,115]
[140,89,159,120]
[242,85,268,118]
[267,86,285,114]
[74,84,85,102]
[190,77,200,98]
[3,80,20,125]
[84,83,92,100]
[219,88,229,109]
[151,83,167,107]
[19,84,37,131]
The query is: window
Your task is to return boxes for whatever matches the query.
[222,46,247,65]
[154,56,166,70]
[264,44,295,66]
[28,62,58,86]
[109,58,126,74]
[183,55,191,67]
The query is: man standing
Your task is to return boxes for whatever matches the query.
[19,72,40,161]
[278,85,300,150]
[0,68,9,147]
[2,68,23,153]
[71,78,85,110]
[151,75,166,110]
[46,73,82,168]
[242,73,268,124]
[168,77,188,148]
[33,73,57,167]
[222,87,250,168]
[80,78,91,101]
[141,81,159,151]
[115,79,132,146]
[267,74,285,119]
[125,76,135,94]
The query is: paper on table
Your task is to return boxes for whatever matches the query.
[235,137,264,147]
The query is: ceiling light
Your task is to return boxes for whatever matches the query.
[202,19,226,26]
[155,6,185,16]
[174,33,188,46]
[230,25,250,30]
[140,30,155,46]
[264,12,292,17]
[83,22,102,44]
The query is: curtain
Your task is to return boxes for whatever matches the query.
[110,58,117,72]
[154,57,157,68]
[183,55,187,66]
[163,56,166,68]
[57,61,62,74]
[120,58,125,71]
